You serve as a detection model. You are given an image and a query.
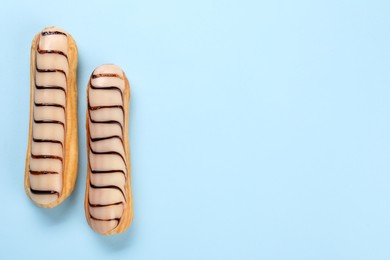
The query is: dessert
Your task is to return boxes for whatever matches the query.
[24,27,78,208]
[85,64,133,235]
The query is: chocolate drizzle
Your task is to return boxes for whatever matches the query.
[90,148,126,164]
[89,214,121,222]
[91,135,123,142]
[92,73,124,80]
[41,31,67,36]
[90,183,126,199]
[35,84,66,93]
[32,138,63,147]
[29,30,69,198]
[37,45,68,61]
[30,188,59,195]
[30,170,59,175]
[36,66,67,76]
[90,84,124,102]
[87,71,128,230]
[35,103,65,110]
[31,154,63,161]
[89,201,124,207]
[33,119,65,127]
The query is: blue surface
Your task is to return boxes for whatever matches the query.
[1,0,390,259]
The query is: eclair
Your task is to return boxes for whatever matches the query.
[24,27,78,208]
[85,64,133,235]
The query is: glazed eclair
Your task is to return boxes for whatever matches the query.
[24,27,78,208]
[85,64,133,235]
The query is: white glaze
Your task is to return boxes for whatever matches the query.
[29,27,69,205]
[87,64,128,234]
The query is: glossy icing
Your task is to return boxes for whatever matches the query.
[87,64,129,234]
[29,27,69,205]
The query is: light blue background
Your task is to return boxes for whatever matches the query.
[1,0,390,259]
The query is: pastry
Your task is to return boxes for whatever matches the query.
[24,27,78,208]
[85,64,133,235]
